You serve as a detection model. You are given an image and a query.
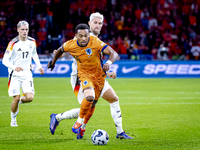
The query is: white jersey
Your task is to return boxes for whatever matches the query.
[2,36,42,77]
[70,32,97,76]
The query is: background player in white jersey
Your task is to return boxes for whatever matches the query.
[49,12,133,139]
[2,20,44,127]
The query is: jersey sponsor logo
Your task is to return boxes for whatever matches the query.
[17,48,22,51]
[85,48,92,55]
[122,66,140,73]
[143,64,200,75]
[83,80,88,85]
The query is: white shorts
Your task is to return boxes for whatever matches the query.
[8,75,34,97]
[70,75,111,104]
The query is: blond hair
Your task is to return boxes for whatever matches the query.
[89,12,104,22]
[17,20,29,28]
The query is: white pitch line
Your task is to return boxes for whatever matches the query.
[115,91,200,94]
[119,97,200,100]
[4,102,200,106]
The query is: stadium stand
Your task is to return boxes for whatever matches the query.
[0,0,200,60]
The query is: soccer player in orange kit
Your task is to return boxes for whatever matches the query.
[49,12,133,140]
[48,23,118,139]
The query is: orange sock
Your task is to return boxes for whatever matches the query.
[79,98,92,118]
[83,107,95,124]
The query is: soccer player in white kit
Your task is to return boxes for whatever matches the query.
[49,13,133,139]
[2,20,44,127]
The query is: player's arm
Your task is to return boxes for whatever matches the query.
[2,49,23,72]
[102,45,118,71]
[53,49,68,58]
[47,46,64,71]
[32,47,44,75]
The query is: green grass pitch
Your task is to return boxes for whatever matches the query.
[0,77,200,150]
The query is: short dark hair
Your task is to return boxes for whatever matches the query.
[75,23,90,33]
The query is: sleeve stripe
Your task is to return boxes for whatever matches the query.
[61,45,65,52]
[101,45,108,52]
[7,41,16,51]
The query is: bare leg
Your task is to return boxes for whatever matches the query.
[11,95,20,113]
[20,92,34,103]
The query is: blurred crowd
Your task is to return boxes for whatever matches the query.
[0,0,200,60]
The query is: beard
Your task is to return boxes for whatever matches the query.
[91,28,100,35]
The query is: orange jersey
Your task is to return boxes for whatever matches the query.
[61,35,107,99]
[61,35,107,80]
[62,36,107,100]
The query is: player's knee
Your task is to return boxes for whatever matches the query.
[110,95,119,103]
[26,95,34,102]
[114,95,119,102]
[86,96,94,102]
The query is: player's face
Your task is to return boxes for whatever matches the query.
[89,17,103,36]
[76,29,90,47]
[17,25,29,40]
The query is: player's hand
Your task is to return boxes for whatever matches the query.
[107,72,116,79]
[47,60,55,71]
[39,68,44,75]
[103,63,110,72]
[15,66,23,72]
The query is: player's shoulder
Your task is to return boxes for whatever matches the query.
[7,36,20,49]
[90,35,106,46]
[9,36,20,44]
[63,39,77,50]
[27,36,36,43]
[63,38,76,46]
[90,35,101,43]
[90,35,98,40]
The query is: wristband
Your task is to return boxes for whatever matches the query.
[106,60,112,65]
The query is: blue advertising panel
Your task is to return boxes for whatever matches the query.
[0,60,200,78]
[108,61,200,78]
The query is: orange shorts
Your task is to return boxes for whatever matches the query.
[80,76,105,100]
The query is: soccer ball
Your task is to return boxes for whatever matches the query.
[91,129,109,145]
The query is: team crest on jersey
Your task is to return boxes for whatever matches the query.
[29,44,32,50]
[5,50,10,54]
[83,80,88,86]
[85,48,92,55]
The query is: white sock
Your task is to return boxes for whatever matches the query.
[18,96,25,105]
[77,117,84,124]
[56,108,80,122]
[11,107,19,122]
[81,123,86,129]
[110,101,123,134]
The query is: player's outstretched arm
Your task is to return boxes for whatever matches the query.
[48,47,63,71]
[53,50,67,58]
[102,46,118,71]
[32,50,44,75]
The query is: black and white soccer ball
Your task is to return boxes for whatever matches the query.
[91,129,109,145]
